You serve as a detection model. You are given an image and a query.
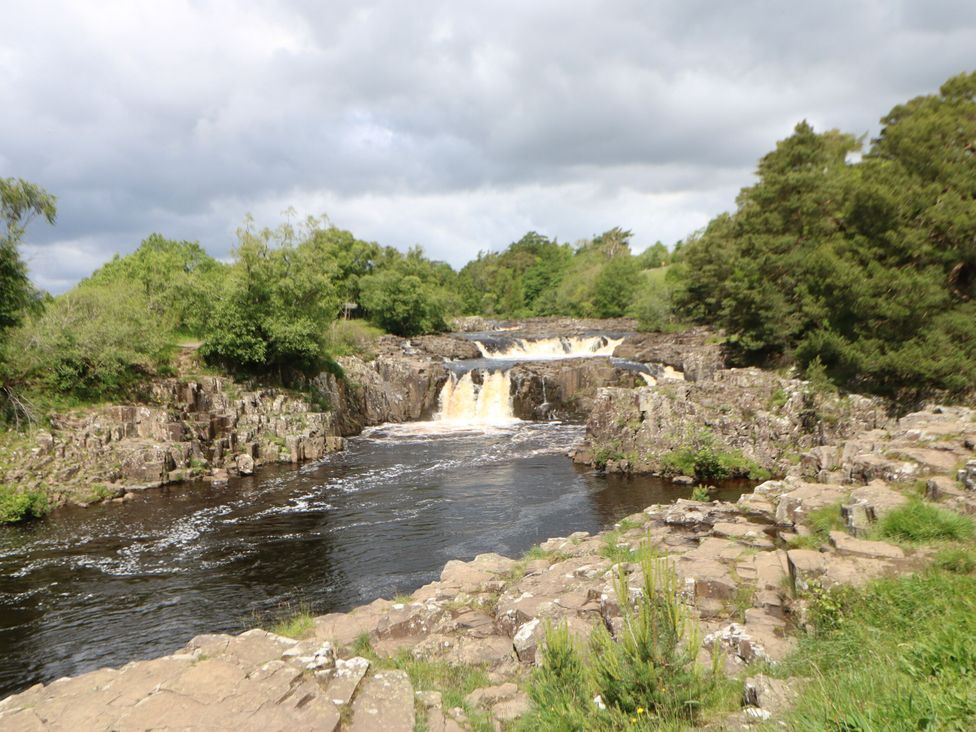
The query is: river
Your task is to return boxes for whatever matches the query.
[1,337,745,698]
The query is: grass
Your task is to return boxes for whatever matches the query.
[270,606,315,639]
[787,502,846,550]
[776,570,976,730]
[350,634,494,732]
[616,516,647,532]
[875,499,975,543]
[934,545,976,574]
[323,320,384,359]
[598,529,639,563]
[83,482,115,504]
[0,484,49,524]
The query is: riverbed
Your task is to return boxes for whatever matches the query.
[0,420,746,698]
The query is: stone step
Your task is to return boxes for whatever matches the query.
[325,657,371,708]
[348,670,415,731]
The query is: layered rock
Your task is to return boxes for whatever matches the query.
[509,358,646,420]
[574,367,887,476]
[2,378,345,508]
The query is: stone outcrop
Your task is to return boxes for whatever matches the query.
[2,378,346,508]
[1,348,453,510]
[613,327,726,382]
[509,358,646,420]
[574,367,888,476]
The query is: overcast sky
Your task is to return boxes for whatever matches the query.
[2,1,974,292]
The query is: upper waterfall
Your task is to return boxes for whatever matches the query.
[473,335,623,361]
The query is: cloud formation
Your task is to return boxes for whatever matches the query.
[2,0,975,291]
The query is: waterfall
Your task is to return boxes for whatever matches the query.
[474,335,624,360]
[436,370,515,423]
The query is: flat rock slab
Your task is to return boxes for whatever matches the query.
[349,670,415,732]
[829,531,905,560]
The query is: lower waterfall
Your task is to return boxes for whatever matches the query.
[436,370,515,423]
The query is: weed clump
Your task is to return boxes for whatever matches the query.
[517,547,736,729]
[877,499,975,543]
[0,484,49,524]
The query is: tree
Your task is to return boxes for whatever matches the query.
[84,234,224,335]
[592,255,640,318]
[671,72,976,404]
[0,178,56,340]
[200,223,339,378]
[359,268,449,336]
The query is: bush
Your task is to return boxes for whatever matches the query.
[877,499,975,543]
[84,234,225,336]
[0,484,49,524]
[517,547,735,730]
[200,226,339,378]
[659,430,769,482]
[358,269,449,336]
[7,282,170,401]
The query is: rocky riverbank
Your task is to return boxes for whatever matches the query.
[3,402,974,730]
[1,323,724,514]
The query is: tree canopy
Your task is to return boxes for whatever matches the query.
[671,71,976,404]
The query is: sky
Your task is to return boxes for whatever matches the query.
[2,1,975,293]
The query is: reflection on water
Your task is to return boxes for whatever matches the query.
[0,421,747,698]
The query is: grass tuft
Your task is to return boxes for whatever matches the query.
[514,544,739,730]
[876,499,975,543]
[270,607,314,639]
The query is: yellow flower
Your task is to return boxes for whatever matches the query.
[637,707,645,715]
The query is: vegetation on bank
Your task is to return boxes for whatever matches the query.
[0,484,49,524]
[773,498,976,731]
[659,429,771,482]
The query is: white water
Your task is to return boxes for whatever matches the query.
[435,370,517,425]
[474,335,624,360]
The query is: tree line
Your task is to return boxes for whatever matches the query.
[1,70,973,416]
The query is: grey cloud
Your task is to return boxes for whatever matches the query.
[0,0,974,289]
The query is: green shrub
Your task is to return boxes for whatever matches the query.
[7,282,170,402]
[659,430,769,482]
[84,234,225,336]
[0,484,49,523]
[593,447,624,471]
[359,268,450,337]
[517,547,736,730]
[877,499,975,543]
[200,225,339,378]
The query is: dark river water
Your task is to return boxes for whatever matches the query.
[0,420,745,698]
